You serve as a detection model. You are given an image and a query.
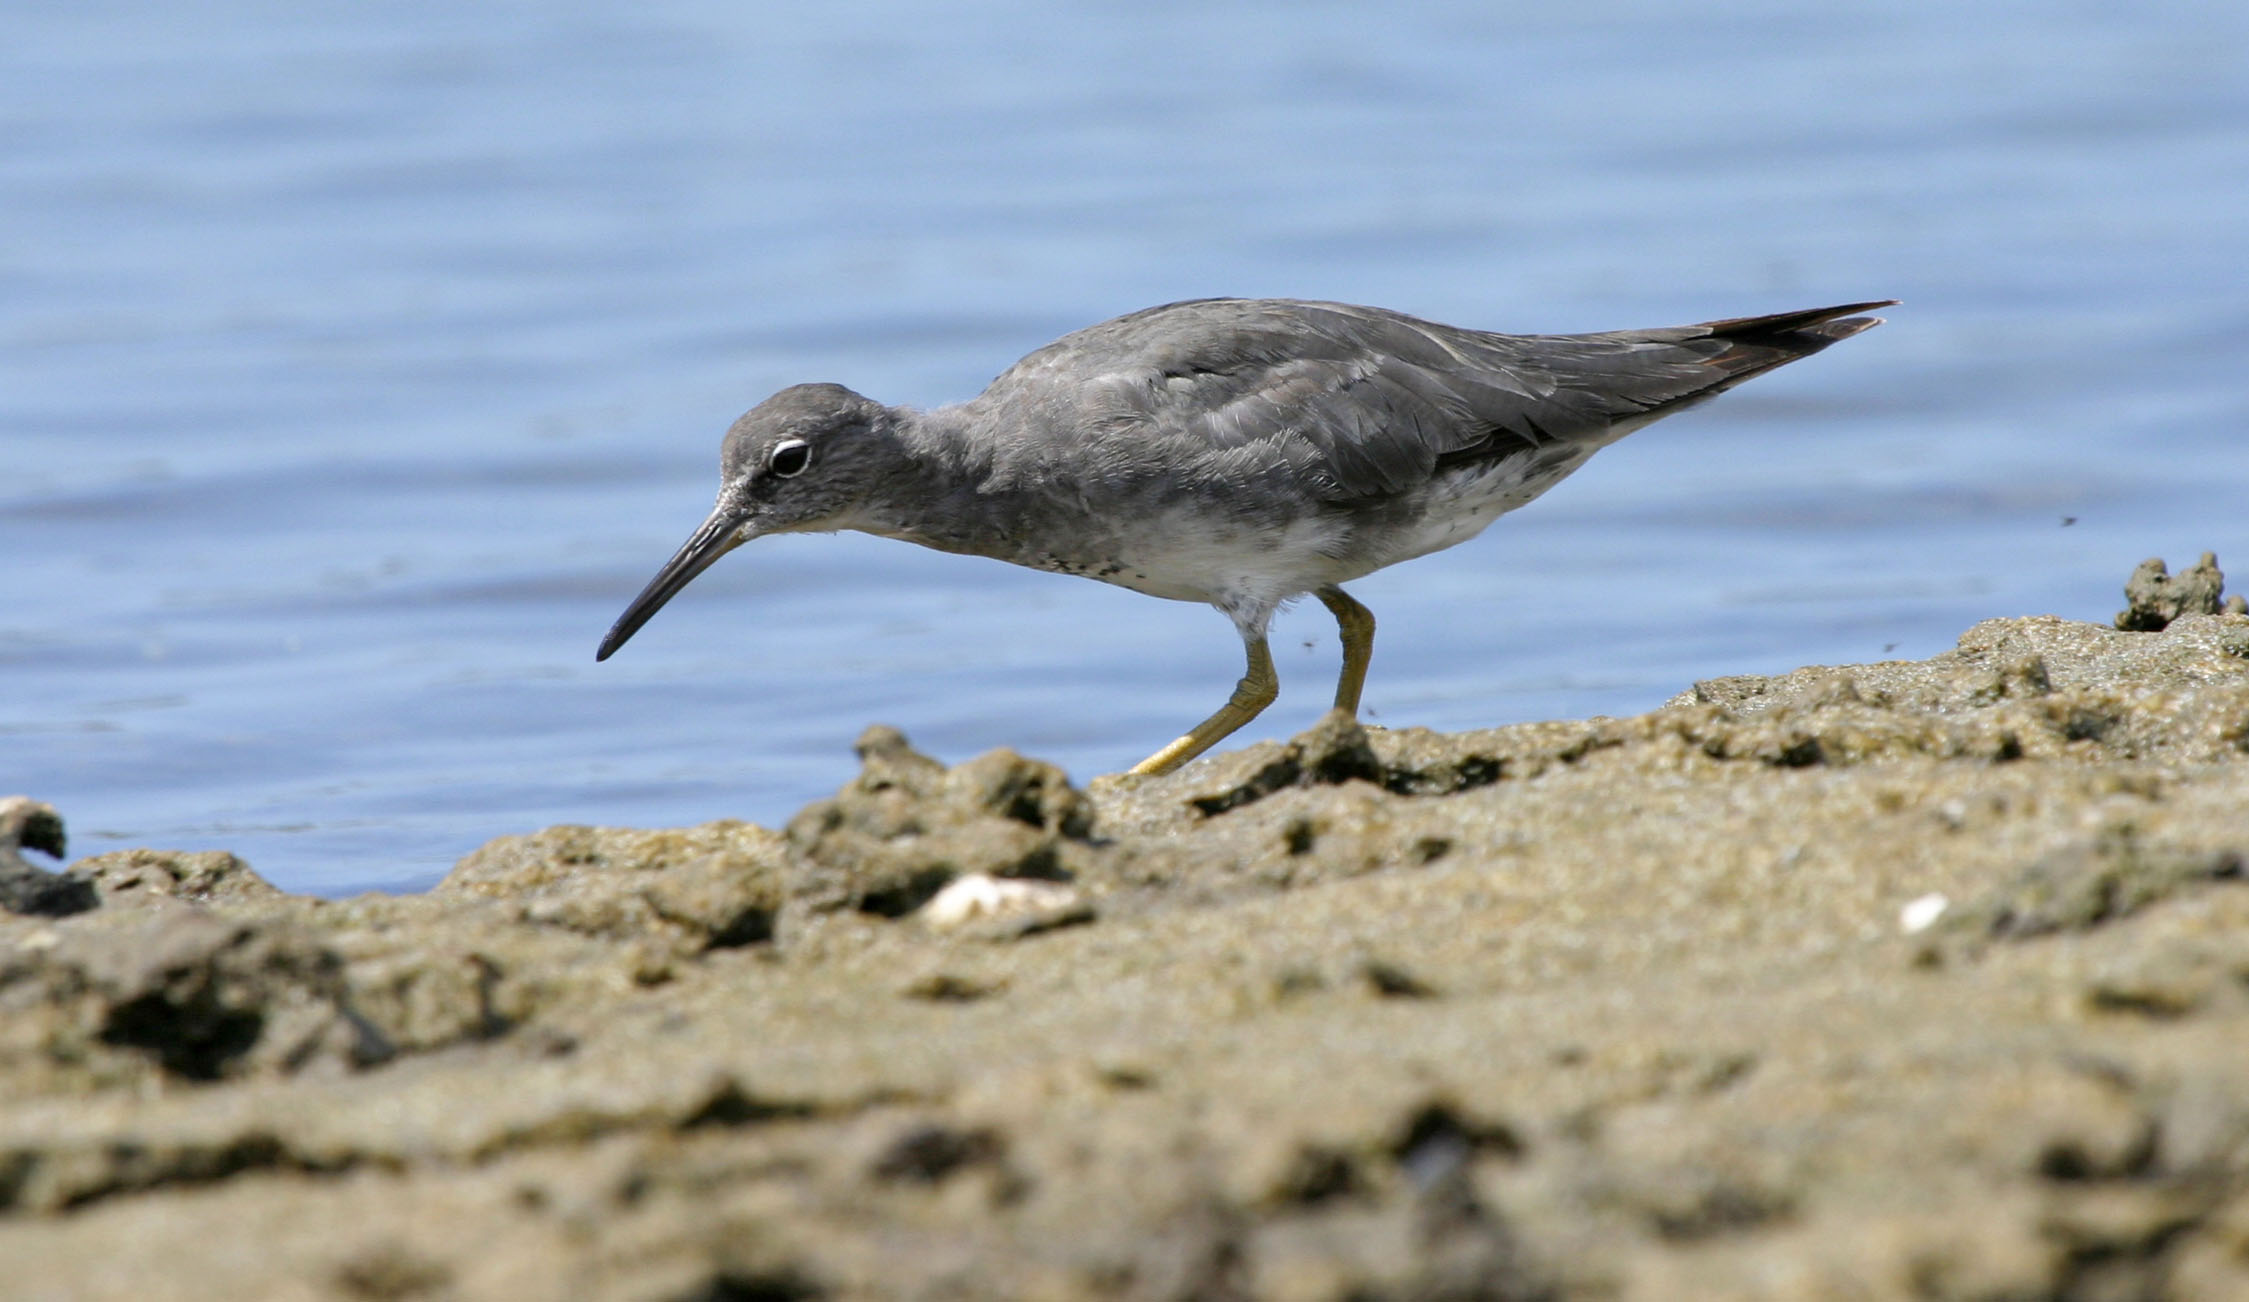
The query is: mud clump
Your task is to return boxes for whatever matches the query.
[0,797,93,918]
[5,592,2249,1298]
[2117,550,2248,631]
[783,724,1096,916]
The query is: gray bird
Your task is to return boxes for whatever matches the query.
[597,298,1892,774]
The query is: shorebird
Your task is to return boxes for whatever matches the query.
[597,298,1892,774]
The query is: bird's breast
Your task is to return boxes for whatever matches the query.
[1010,499,1359,608]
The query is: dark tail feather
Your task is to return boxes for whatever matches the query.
[1693,299,1896,385]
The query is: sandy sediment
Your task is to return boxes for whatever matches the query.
[3,559,2248,1299]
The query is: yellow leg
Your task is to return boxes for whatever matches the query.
[1129,637,1279,776]
[1315,585,1376,714]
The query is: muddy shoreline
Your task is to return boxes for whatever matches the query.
[5,559,2247,1299]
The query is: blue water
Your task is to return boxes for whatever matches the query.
[5,1,2246,893]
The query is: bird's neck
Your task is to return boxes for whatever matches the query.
[849,404,1030,559]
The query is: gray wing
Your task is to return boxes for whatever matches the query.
[977,298,1891,504]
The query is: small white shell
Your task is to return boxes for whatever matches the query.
[1898,892,1949,934]
[920,873,1085,931]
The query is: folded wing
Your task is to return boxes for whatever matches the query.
[984,298,1891,504]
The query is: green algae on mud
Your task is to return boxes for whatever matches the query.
[4,566,2249,1298]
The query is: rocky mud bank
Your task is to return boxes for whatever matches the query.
[4,556,2248,1300]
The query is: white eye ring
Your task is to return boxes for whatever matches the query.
[768,438,812,478]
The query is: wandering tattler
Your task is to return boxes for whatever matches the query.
[597,298,1892,775]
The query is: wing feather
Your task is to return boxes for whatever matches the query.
[972,298,1888,504]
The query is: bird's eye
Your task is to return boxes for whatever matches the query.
[768,438,812,478]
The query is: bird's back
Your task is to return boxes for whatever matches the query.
[965,297,1887,507]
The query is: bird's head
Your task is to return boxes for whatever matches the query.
[596,383,895,661]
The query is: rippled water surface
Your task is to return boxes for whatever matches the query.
[6,1,2246,892]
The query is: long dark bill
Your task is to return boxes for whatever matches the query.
[594,508,750,661]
